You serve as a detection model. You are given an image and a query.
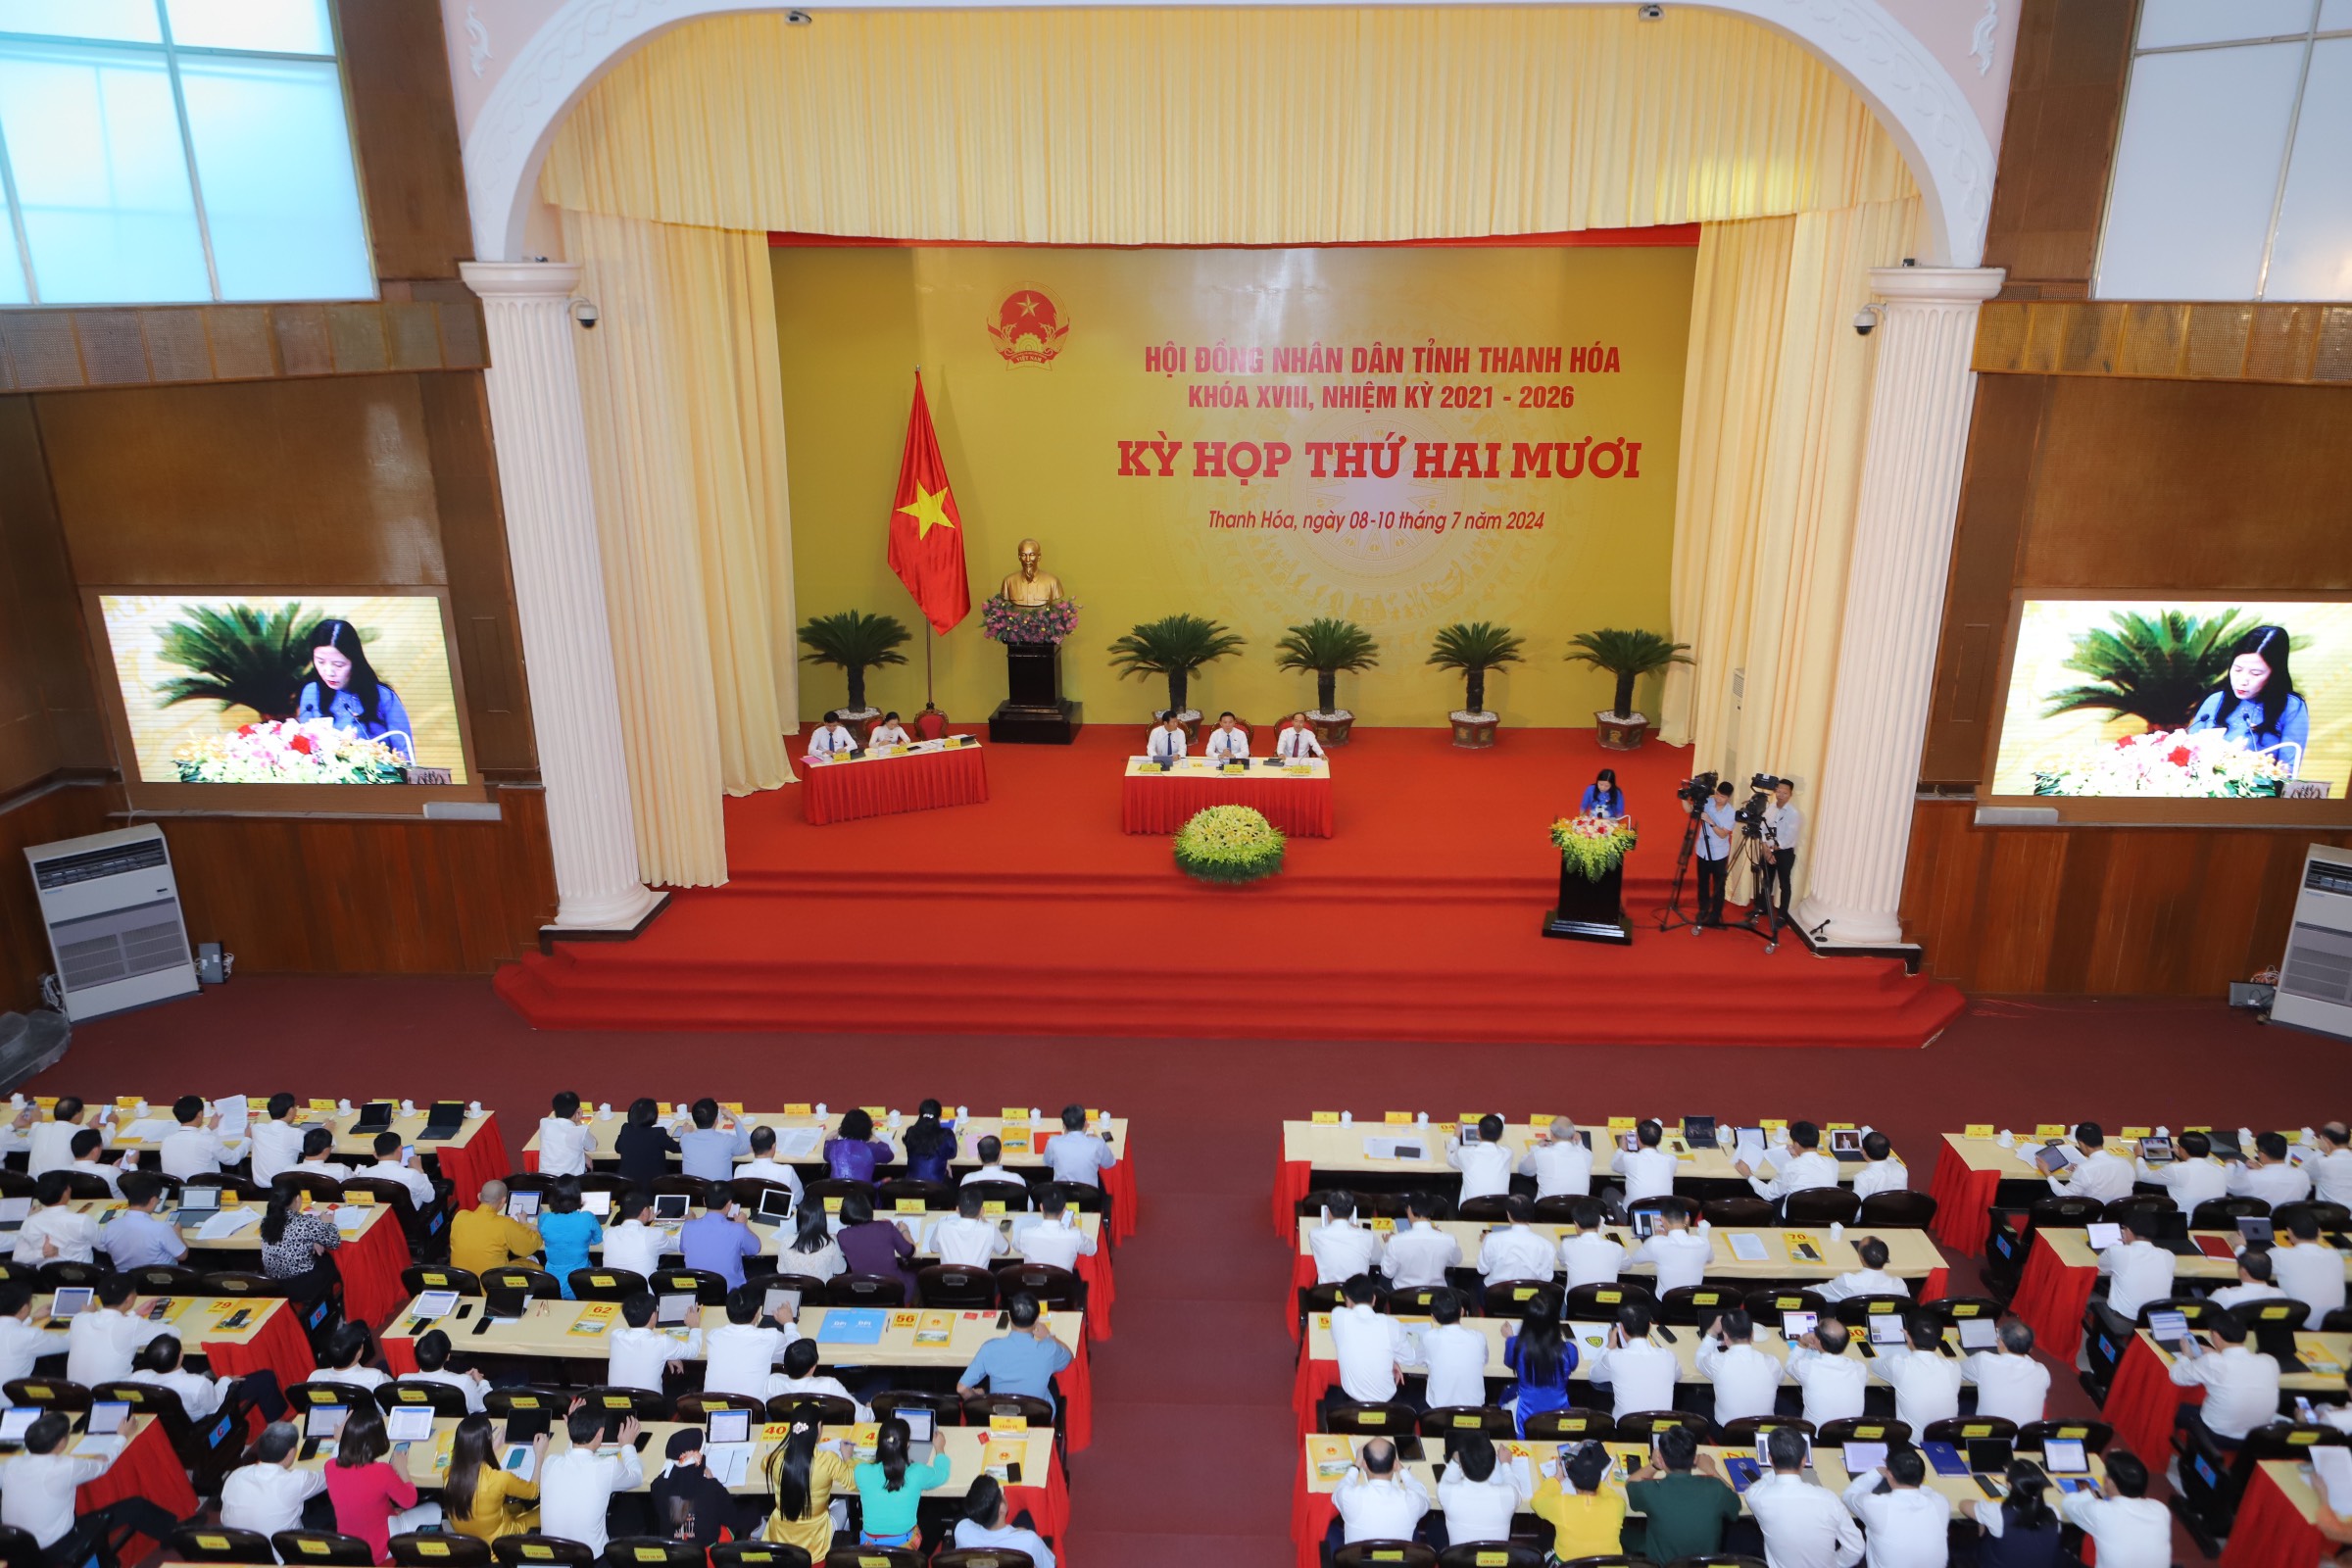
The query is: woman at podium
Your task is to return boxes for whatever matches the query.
[1580,767,1627,819]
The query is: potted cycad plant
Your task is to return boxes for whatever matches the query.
[1428,621,1524,747]
[797,610,910,741]
[1566,628,1693,750]
[1107,613,1246,736]
[1274,617,1379,746]
[156,601,315,721]
[2040,608,2260,730]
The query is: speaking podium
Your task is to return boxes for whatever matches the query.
[989,641,1082,744]
[1543,856,1632,944]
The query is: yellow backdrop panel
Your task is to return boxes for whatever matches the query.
[776,242,1694,728]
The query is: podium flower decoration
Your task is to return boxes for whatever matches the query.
[2032,726,2292,799]
[1173,805,1286,885]
[1550,811,1638,881]
[173,717,409,784]
[981,595,1081,646]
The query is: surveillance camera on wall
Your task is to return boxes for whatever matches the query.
[569,297,600,329]
[1637,3,1664,17]
[785,8,813,22]
[1852,304,1881,337]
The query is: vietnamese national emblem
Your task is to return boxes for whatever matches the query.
[987,286,1069,365]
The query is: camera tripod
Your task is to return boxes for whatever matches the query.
[1729,824,1791,952]
[1653,804,1706,934]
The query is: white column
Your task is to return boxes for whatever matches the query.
[1794,266,2004,949]
[462,261,662,932]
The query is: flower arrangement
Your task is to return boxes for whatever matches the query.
[1550,811,1638,881]
[2032,726,2293,799]
[172,718,409,785]
[981,594,1081,646]
[1173,805,1286,885]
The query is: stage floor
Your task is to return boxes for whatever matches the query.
[497,726,1963,1045]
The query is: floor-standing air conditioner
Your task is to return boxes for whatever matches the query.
[24,824,198,1021]
[2275,844,2352,1042]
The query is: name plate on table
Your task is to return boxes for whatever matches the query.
[784,1103,812,1115]
[1965,1124,1994,1138]
[2034,1124,2068,1139]
[1384,1112,1415,1125]
[1310,1111,1340,1124]
[1607,1117,1636,1131]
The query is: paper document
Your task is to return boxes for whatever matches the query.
[2315,1446,2352,1513]
[772,1127,822,1158]
[122,1118,175,1143]
[1733,1127,1768,1166]
[196,1208,261,1240]
[213,1096,250,1136]
[333,1207,368,1234]
[706,1444,756,1488]
[1727,1233,1769,1263]
[1360,1137,1427,1161]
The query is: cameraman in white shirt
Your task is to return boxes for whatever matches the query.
[1760,777,1801,920]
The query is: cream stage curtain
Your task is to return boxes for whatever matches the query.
[562,209,798,888]
[542,8,1915,239]
[538,6,1921,875]
[1659,197,1923,904]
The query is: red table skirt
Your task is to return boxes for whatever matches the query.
[81,1419,199,1557]
[205,1299,316,1391]
[1295,1351,1342,1435]
[1120,771,1334,836]
[1005,1446,1073,1567]
[2009,1233,2095,1362]
[2103,1332,2194,1461]
[1274,1158,1312,1241]
[802,746,989,825]
[340,1214,411,1328]
[2220,1462,2330,1568]
[1927,1146,2000,1253]
[432,1114,508,1210]
[1105,1158,1138,1243]
[1077,1247,1115,1342]
[1292,1451,1341,1568]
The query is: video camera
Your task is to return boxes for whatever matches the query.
[1675,771,1719,811]
[1735,773,1785,836]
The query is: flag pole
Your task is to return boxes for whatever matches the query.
[914,363,943,728]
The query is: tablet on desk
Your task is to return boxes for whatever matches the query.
[2032,1143,2075,1174]
[1957,1318,1998,1351]
[85,1399,129,1437]
[2083,1222,2123,1250]
[654,1193,691,1222]
[1781,1309,1818,1341]
[657,1293,696,1327]
[758,1189,795,1224]
[414,1290,461,1321]
[0,1195,27,1230]
[763,1287,800,1325]
[353,1102,395,1135]
[2137,1136,2174,1164]
[506,1191,542,1221]
[385,1405,434,1444]
[0,1407,35,1447]
[1867,1316,1907,1347]
[2236,1215,2274,1245]
[47,1287,94,1321]
[1682,1116,1718,1150]
[581,1191,612,1218]
[2145,1308,2191,1349]
[1842,1440,1888,1474]
[705,1407,751,1446]
[305,1405,350,1441]
[2039,1438,2088,1475]
[1829,1128,1865,1159]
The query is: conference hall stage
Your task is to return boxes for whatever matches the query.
[498,727,1961,1047]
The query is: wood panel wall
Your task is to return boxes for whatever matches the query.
[1981,0,2135,299]
[0,781,556,1009]
[1901,801,2352,994]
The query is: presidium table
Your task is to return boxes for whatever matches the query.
[800,736,989,824]
[1121,755,1333,836]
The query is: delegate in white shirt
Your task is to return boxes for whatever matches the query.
[1586,1338,1676,1420]
[536,1116,598,1178]
[1145,727,1186,761]
[66,1305,169,1387]
[1332,1466,1430,1544]
[1744,1469,1865,1568]
[1446,1137,1514,1202]
[539,1443,645,1552]
[703,1322,798,1400]
[1436,1458,1529,1544]
[4,1449,122,1547]
[1016,1216,1097,1272]
[2228,1160,2311,1206]
[2271,1239,2348,1328]
[1518,1139,1593,1199]
[2098,1239,2177,1323]
[1559,1231,1625,1288]
[1876,1344,1963,1431]
[2167,1344,2281,1441]
[248,1118,305,1187]
[933,1215,1011,1268]
[1838,1476,1946,1568]
[2051,1148,2135,1203]
[12,1204,102,1265]
[2061,1492,2172,1568]
[807,724,856,758]
[1329,1301,1410,1403]
[1695,1337,1785,1424]
[2135,1155,2229,1209]
[1308,1219,1384,1284]
[220,1460,329,1536]
[1961,1349,2050,1427]
[1787,1344,1868,1427]
[1749,1146,1840,1203]
[1609,1145,1679,1202]
[1203,726,1250,762]
[1478,1224,1556,1286]
[1850,1157,1909,1200]
[1634,1228,1712,1294]
[1275,726,1324,760]
[1419,1321,1491,1410]
[610,1324,700,1394]
[1383,1221,1461,1290]
[158,1124,235,1181]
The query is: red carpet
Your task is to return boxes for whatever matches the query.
[498,727,1963,1046]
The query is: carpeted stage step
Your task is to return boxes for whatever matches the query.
[496,727,1964,1046]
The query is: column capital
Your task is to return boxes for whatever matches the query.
[461,259,583,300]
[1867,266,2006,305]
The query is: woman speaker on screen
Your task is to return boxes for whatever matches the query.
[2187,624,2309,776]
[295,618,416,761]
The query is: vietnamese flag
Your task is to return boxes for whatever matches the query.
[886,372,970,635]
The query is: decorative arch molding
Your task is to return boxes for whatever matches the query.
[463,0,1994,265]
